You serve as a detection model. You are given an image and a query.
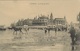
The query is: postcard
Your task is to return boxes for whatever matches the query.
[0,0,80,51]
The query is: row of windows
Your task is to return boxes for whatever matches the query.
[38,19,48,22]
[55,21,65,24]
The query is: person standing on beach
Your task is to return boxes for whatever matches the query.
[44,28,47,34]
[54,26,57,36]
[75,26,80,43]
[69,26,76,45]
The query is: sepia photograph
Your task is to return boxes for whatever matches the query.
[0,0,80,51]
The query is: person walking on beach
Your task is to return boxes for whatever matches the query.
[75,26,80,43]
[54,27,57,36]
[44,28,47,34]
[69,26,76,45]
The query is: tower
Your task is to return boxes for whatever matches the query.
[77,12,80,23]
[64,16,66,22]
[50,13,53,25]
[77,12,80,27]
[64,16,68,26]
[50,13,53,20]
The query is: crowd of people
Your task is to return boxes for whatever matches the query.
[44,26,67,35]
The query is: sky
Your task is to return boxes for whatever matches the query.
[0,0,80,26]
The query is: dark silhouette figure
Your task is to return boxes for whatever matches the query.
[23,27,29,34]
[0,28,6,31]
[44,28,47,34]
[75,26,80,45]
[54,27,57,33]
[72,45,75,51]
[64,27,67,31]
[8,27,13,30]
[54,27,57,36]
[69,27,76,45]
[12,26,23,34]
[27,28,29,31]
[62,26,67,31]
[48,28,50,34]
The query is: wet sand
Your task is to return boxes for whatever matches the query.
[0,29,75,51]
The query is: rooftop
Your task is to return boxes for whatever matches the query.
[38,15,49,19]
[54,18,65,21]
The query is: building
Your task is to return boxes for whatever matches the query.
[32,15,49,26]
[53,16,67,26]
[14,13,68,27]
[23,19,33,26]
[32,13,67,26]
[15,18,33,26]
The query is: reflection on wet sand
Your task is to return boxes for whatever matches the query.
[0,29,77,51]
[72,45,75,51]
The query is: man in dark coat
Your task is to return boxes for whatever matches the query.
[75,27,80,44]
[69,26,76,45]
